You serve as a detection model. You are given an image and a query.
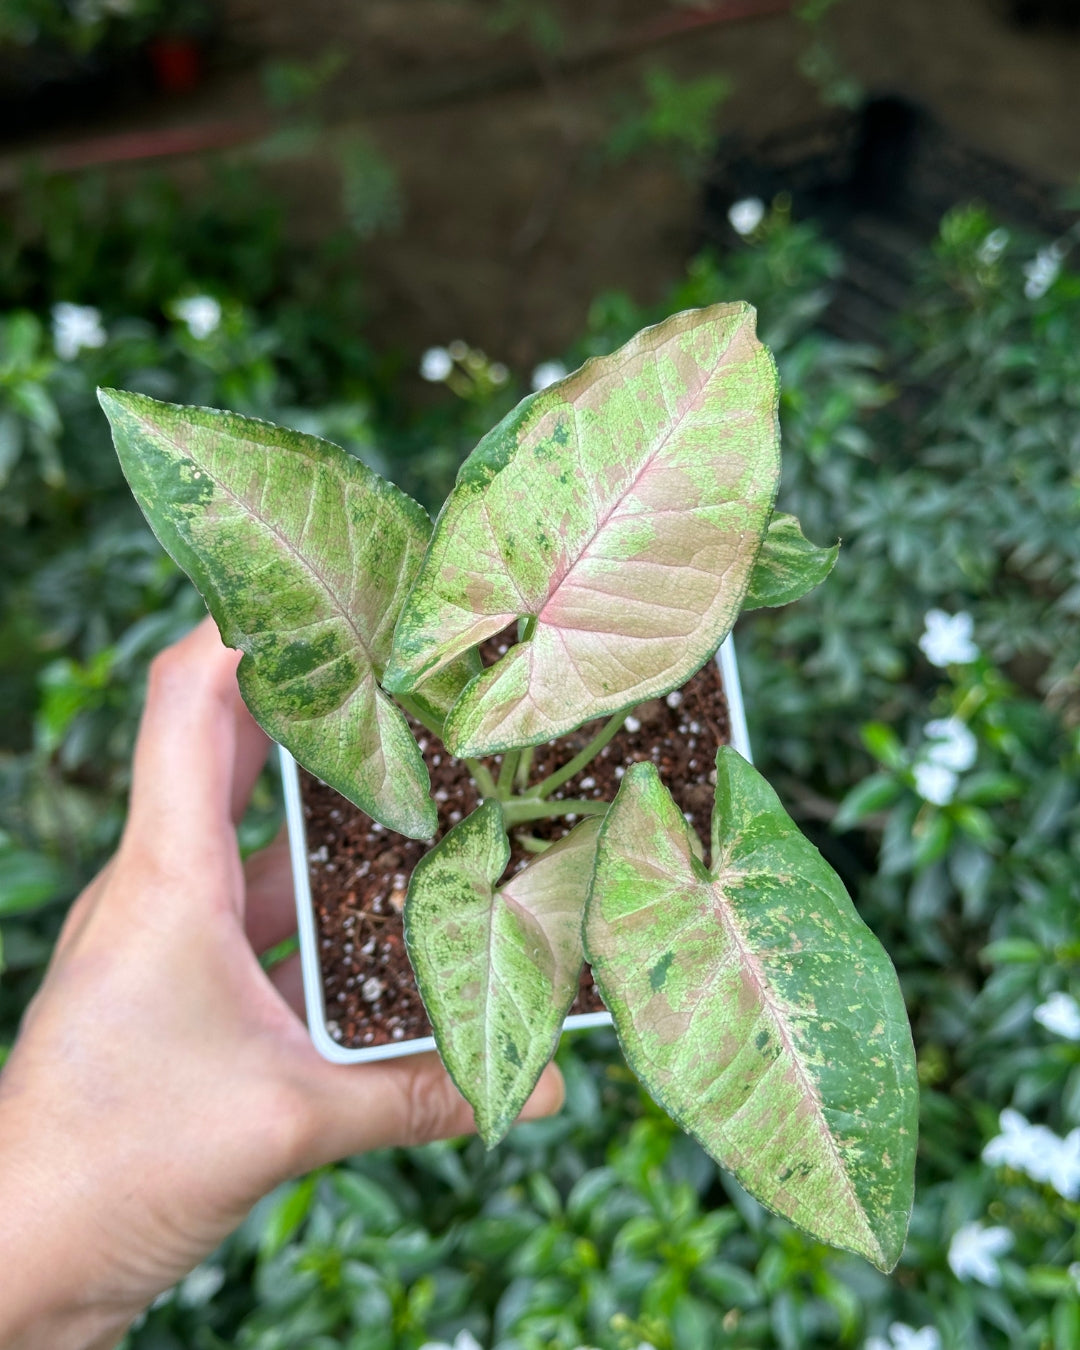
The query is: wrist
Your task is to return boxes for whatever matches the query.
[0,1106,140,1350]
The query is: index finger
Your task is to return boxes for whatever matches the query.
[126,617,270,867]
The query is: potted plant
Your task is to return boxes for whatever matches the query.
[99,301,918,1272]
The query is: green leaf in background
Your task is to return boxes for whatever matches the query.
[385,303,780,756]
[97,389,469,839]
[585,748,918,1271]
[743,511,839,609]
[405,803,601,1146]
[0,842,68,917]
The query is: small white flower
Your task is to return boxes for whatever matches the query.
[983,1108,1058,1176]
[977,228,1009,265]
[531,359,568,392]
[948,1222,1013,1286]
[1047,1129,1080,1201]
[922,717,977,773]
[913,761,958,806]
[982,1108,1080,1200]
[1023,244,1064,300]
[866,1324,941,1350]
[177,1263,225,1307]
[1034,991,1080,1042]
[174,294,222,340]
[918,609,979,667]
[728,196,765,236]
[420,346,453,382]
[52,302,106,360]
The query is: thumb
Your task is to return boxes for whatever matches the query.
[294,1054,565,1167]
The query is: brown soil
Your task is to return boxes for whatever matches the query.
[302,648,731,1051]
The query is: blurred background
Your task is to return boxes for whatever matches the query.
[2,2,1080,1347]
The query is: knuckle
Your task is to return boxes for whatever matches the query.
[400,1066,472,1146]
[146,629,236,708]
[257,1079,318,1170]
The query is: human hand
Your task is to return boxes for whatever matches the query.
[0,618,563,1350]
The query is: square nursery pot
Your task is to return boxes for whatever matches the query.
[282,635,753,1065]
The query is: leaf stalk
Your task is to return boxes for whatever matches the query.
[501,796,608,826]
[534,712,626,799]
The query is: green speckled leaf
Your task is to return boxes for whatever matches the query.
[384,303,780,757]
[98,388,474,839]
[743,512,839,609]
[584,748,917,1270]
[405,804,601,1146]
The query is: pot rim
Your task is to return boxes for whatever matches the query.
[283,632,752,1065]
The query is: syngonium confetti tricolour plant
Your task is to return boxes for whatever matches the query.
[99,302,918,1271]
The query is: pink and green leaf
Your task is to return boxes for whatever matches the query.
[98,388,474,839]
[584,747,917,1271]
[743,512,839,609]
[385,303,781,757]
[405,805,601,1145]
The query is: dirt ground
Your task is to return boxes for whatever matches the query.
[5,1,1079,365]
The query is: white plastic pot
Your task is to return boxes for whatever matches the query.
[283,634,753,1065]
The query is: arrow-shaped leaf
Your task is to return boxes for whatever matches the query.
[385,303,780,757]
[743,512,839,609]
[584,748,917,1271]
[405,803,601,1145]
[99,388,468,839]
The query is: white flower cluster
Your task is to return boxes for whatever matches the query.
[52,302,107,360]
[865,1322,940,1350]
[912,715,978,806]
[918,609,979,668]
[1034,991,1080,1041]
[175,294,222,340]
[982,1107,1080,1199]
[948,1221,1013,1286]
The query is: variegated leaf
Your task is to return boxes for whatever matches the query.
[584,748,917,1271]
[743,512,839,609]
[405,804,601,1146]
[385,303,780,757]
[99,388,475,839]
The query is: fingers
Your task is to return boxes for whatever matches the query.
[294,1056,564,1168]
[243,831,298,955]
[126,616,269,874]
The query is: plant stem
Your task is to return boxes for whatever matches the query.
[497,749,520,798]
[515,832,552,854]
[534,712,626,799]
[502,796,609,826]
[465,758,498,798]
[515,745,534,791]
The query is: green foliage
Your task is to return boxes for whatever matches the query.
[608,67,733,176]
[99,390,446,839]
[0,0,207,54]
[743,512,839,610]
[406,809,599,1146]
[587,750,917,1271]
[387,303,780,755]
